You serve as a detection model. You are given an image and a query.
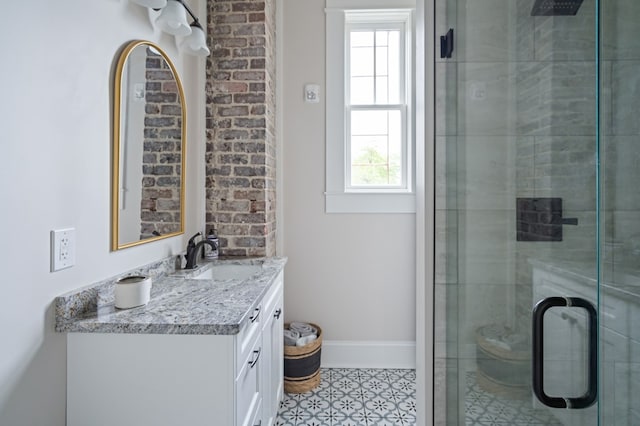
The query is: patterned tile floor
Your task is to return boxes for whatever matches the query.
[464,372,562,426]
[276,368,416,426]
[276,368,562,425]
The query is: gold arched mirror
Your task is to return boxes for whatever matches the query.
[112,40,186,250]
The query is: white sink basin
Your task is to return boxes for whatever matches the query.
[193,264,263,281]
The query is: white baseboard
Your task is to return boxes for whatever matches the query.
[320,340,416,369]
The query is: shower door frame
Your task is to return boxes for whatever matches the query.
[415,0,435,424]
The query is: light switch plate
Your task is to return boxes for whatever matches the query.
[51,228,76,272]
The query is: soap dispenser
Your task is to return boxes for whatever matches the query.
[206,229,219,259]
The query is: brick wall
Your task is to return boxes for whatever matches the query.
[140,48,183,239]
[205,0,277,256]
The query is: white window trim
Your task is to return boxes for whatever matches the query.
[325,0,416,214]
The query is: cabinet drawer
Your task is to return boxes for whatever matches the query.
[236,303,262,375]
[236,333,261,426]
[245,398,262,426]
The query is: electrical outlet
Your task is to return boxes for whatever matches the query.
[304,84,320,103]
[51,228,75,272]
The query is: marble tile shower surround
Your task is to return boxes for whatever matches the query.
[442,0,601,333]
[55,255,286,334]
[454,0,601,63]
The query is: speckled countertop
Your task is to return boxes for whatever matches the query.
[55,257,287,335]
[529,258,640,304]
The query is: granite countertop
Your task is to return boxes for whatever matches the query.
[529,258,640,304]
[55,257,287,335]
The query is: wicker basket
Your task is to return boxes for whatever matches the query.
[283,323,322,394]
[475,324,530,400]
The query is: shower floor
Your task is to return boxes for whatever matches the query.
[465,372,562,425]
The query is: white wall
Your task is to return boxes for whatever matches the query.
[0,1,206,424]
[281,0,416,364]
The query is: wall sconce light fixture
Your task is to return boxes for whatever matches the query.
[131,0,167,8]
[130,0,210,57]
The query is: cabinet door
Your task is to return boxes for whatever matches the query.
[261,313,274,426]
[269,290,284,419]
[261,274,284,426]
[67,333,235,426]
[236,332,262,426]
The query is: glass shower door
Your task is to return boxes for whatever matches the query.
[433,0,608,424]
[435,0,640,423]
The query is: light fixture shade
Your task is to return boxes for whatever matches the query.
[180,25,211,57]
[156,0,192,36]
[130,0,167,8]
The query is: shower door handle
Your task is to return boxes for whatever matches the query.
[532,296,597,409]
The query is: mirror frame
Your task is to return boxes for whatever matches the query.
[111,40,187,251]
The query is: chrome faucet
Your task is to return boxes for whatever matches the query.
[184,232,218,270]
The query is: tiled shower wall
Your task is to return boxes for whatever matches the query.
[601,1,640,278]
[205,0,277,257]
[433,0,640,422]
[513,0,598,334]
[512,0,640,332]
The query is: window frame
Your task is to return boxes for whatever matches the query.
[325,0,416,213]
[346,20,408,191]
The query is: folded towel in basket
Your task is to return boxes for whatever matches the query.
[284,329,300,346]
[290,322,317,337]
[296,334,317,347]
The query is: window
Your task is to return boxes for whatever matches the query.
[326,0,415,213]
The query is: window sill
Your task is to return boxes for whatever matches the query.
[325,192,416,213]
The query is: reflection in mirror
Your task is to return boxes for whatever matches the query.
[112,40,186,250]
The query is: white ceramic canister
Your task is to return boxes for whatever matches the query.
[114,275,152,309]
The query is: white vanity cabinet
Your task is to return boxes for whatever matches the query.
[66,272,284,426]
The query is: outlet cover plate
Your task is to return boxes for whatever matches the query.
[51,228,75,272]
[304,84,320,103]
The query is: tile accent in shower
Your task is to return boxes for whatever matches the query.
[276,368,416,426]
[516,197,563,242]
[457,0,534,62]
[600,0,640,61]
